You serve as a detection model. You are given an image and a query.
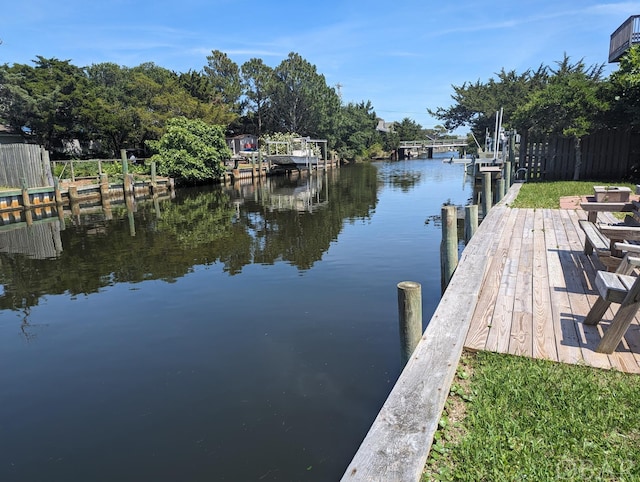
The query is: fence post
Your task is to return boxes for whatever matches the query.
[440,205,458,293]
[397,281,422,366]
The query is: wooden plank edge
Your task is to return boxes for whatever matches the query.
[341,201,504,481]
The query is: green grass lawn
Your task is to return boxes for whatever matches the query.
[423,351,640,481]
[510,181,637,209]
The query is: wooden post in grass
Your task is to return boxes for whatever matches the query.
[397,281,422,366]
[440,205,458,293]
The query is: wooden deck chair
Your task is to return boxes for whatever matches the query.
[584,244,640,353]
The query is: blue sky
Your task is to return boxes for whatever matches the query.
[1,1,638,132]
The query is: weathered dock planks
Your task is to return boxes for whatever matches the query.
[465,203,640,374]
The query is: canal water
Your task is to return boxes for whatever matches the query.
[0,155,473,481]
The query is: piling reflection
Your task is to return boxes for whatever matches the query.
[0,164,379,312]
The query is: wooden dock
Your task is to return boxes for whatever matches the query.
[464,189,640,374]
[343,183,639,482]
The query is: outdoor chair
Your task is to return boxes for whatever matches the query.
[584,244,640,353]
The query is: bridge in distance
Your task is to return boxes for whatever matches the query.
[398,137,469,159]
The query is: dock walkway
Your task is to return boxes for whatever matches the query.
[343,183,639,481]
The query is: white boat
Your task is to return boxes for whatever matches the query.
[265,137,327,169]
[269,149,319,167]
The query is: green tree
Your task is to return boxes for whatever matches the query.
[147,116,232,183]
[513,55,607,180]
[334,101,379,161]
[204,50,243,113]
[0,65,37,139]
[393,117,423,141]
[429,67,548,143]
[83,62,141,156]
[0,57,93,150]
[84,62,235,156]
[241,58,274,137]
[606,45,640,128]
[178,69,213,102]
[268,52,341,142]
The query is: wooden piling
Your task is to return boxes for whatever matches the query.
[99,174,110,199]
[504,161,512,193]
[464,204,478,243]
[57,203,65,226]
[121,149,128,174]
[68,185,79,203]
[53,178,63,205]
[24,208,33,226]
[150,161,157,192]
[440,205,458,293]
[121,149,133,195]
[21,179,30,209]
[482,172,492,215]
[22,178,33,227]
[496,179,505,203]
[397,281,422,366]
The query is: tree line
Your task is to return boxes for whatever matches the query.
[0,51,432,165]
[430,47,640,179]
[2,46,639,181]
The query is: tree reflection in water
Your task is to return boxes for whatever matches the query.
[0,164,379,312]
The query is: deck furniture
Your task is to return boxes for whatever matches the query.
[579,199,640,270]
[584,246,640,353]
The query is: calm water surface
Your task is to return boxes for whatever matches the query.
[0,156,473,481]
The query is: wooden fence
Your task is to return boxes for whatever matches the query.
[0,144,54,188]
[519,128,640,181]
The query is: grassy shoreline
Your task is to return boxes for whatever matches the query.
[423,351,640,481]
